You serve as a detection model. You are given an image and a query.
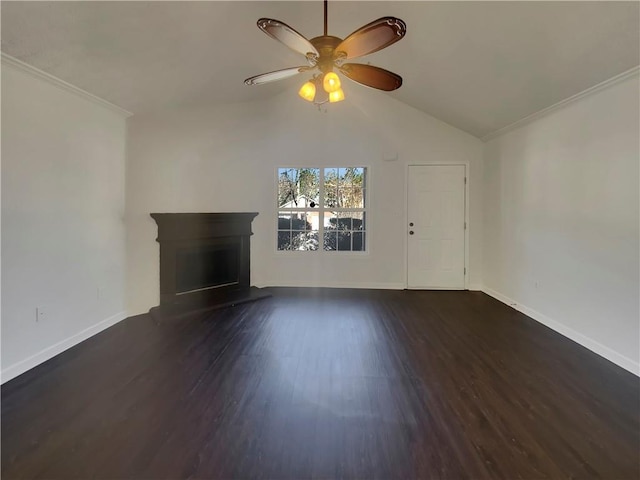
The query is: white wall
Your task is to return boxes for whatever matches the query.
[4,54,634,384]
[126,88,483,315]
[483,73,640,375]
[1,59,129,382]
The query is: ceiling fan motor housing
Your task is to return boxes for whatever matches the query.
[310,36,344,72]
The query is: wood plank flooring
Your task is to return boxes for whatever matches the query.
[2,288,639,479]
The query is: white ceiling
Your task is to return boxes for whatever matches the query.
[2,1,638,138]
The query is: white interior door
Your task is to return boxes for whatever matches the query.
[407,165,466,289]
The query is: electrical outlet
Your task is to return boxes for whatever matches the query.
[35,307,45,322]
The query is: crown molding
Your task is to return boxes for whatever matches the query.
[1,53,133,118]
[481,66,640,142]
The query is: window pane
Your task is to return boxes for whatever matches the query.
[324,168,339,208]
[306,211,320,231]
[291,231,305,250]
[351,211,365,230]
[337,168,365,208]
[292,235,307,251]
[337,231,352,251]
[278,168,319,208]
[324,186,338,208]
[323,231,337,251]
[277,231,292,250]
[352,232,365,251]
[278,212,292,230]
[304,231,319,251]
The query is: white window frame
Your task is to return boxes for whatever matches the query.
[276,167,368,254]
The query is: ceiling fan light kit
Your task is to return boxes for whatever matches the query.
[244,0,406,106]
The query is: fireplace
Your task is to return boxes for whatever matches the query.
[150,213,268,316]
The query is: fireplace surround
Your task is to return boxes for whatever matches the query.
[150,212,268,317]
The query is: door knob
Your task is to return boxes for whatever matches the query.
[409,231,414,235]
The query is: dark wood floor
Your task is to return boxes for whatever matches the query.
[2,288,639,479]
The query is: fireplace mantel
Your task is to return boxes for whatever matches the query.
[151,212,258,242]
[150,212,268,318]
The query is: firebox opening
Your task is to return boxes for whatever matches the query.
[175,243,240,294]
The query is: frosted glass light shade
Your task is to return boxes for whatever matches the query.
[329,88,345,103]
[323,72,341,93]
[298,81,316,102]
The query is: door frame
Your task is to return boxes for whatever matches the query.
[405,162,470,290]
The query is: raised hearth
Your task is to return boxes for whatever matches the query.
[150,212,268,318]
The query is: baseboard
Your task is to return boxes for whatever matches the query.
[1,310,128,384]
[256,281,406,290]
[481,286,639,376]
[258,281,484,291]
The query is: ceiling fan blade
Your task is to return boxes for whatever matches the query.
[258,18,319,61]
[335,17,406,60]
[244,66,311,86]
[338,63,402,91]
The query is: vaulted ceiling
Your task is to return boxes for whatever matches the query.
[2,1,638,138]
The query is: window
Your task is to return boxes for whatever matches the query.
[277,167,367,252]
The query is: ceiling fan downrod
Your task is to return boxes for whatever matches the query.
[324,0,328,37]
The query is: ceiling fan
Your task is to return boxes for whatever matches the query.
[244,0,406,105]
